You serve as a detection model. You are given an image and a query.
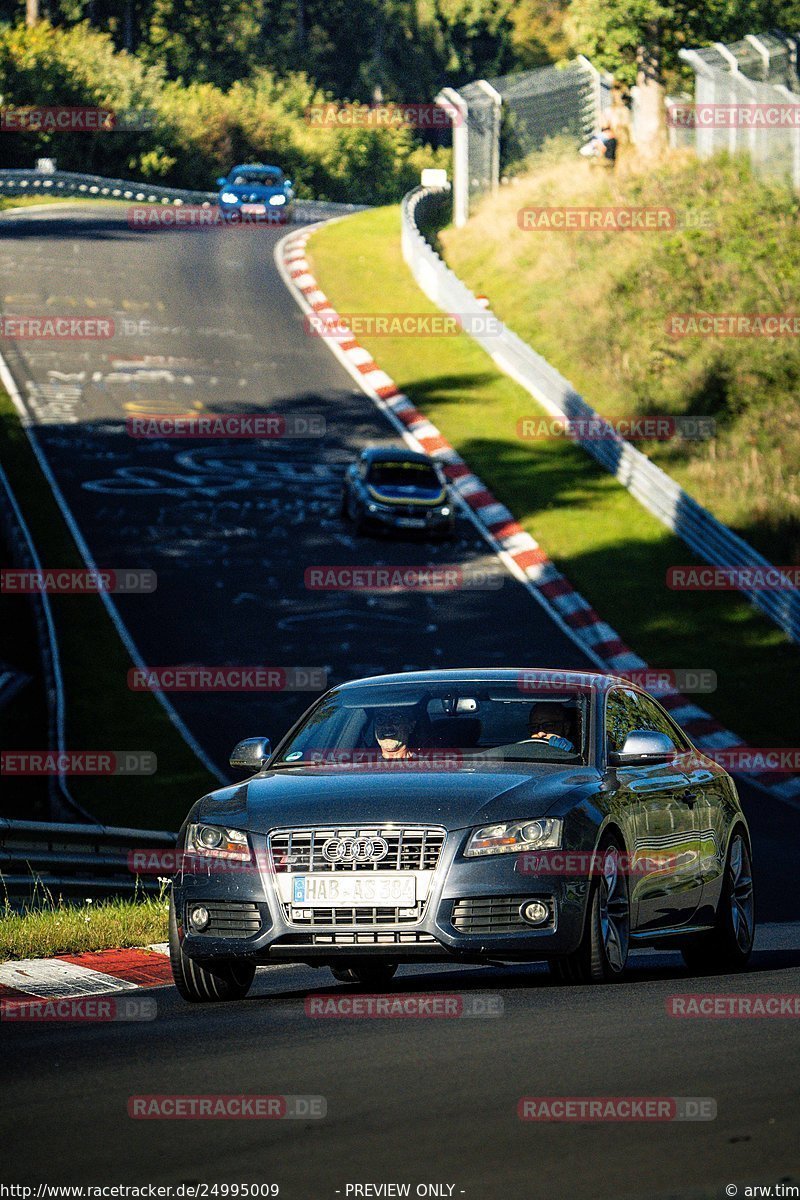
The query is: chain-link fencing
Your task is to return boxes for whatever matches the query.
[676,33,800,189]
[438,58,611,224]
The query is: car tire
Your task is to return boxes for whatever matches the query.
[342,490,366,534]
[550,836,630,985]
[680,832,754,973]
[330,962,398,988]
[169,896,256,1003]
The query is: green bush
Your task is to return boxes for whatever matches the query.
[0,21,450,203]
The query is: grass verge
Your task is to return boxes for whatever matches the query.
[0,889,169,960]
[440,151,800,566]
[0,388,216,828]
[307,205,799,748]
[0,195,127,211]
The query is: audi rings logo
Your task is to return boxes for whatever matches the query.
[322,836,390,864]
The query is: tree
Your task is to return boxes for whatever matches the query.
[567,0,800,156]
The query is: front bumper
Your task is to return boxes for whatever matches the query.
[173,831,590,965]
[360,506,456,538]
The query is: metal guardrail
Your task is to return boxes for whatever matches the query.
[0,168,368,221]
[401,186,800,644]
[0,817,177,902]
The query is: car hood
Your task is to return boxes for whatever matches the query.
[191,763,600,833]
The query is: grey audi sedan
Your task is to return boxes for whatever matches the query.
[169,669,754,1001]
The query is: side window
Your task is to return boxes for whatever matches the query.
[605,689,643,754]
[634,694,691,751]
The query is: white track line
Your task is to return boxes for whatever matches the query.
[0,957,138,997]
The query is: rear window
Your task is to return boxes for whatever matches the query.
[367,462,441,490]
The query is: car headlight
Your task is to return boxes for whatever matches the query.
[269,194,286,206]
[440,506,451,517]
[186,823,251,861]
[220,192,239,204]
[464,818,562,857]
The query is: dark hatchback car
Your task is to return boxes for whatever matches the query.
[341,446,455,539]
[169,669,755,1002]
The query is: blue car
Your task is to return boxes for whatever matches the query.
[216,164,295,223]
[342,446,456,539]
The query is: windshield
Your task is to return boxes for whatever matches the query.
[274,681,589,767]
[367,462,441,490]
[230,171,283,186]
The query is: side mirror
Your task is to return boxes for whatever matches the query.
[230,737,272,772]
[609,730,677,768]
[216,176,227,188]
[284,179,292,189]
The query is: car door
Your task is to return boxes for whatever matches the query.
[679,740,731,917]
[604,688,701,932]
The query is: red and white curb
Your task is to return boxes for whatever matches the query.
[276,226,800,807]
[0,945,173,1014]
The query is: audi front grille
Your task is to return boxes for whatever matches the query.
[268,826,445,928]
[269,826,445,873]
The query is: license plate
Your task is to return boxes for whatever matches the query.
[397,517,426,528]
[241,203,266,215]
[292,874,416,906]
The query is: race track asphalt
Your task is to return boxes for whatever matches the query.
[1,206,798,1196]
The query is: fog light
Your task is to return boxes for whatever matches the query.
[190,905,210,931]
[520,900,549,926]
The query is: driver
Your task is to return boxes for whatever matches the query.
[374,708,416,761]
[525,702,575,753]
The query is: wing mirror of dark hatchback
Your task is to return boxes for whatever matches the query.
[230,737,272,772]
[608,730,677,768]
